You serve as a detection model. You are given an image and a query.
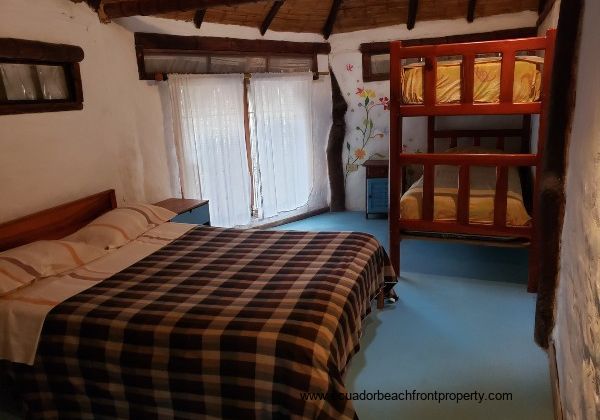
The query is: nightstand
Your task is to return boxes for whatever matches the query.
[363,159,389,219]
[154,198,210,226]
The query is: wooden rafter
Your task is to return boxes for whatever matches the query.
[407,0,418,30]
[322,0,342,40]
[467,0,476,22]
[99,0,262,20]
[193,9,206,28]
[260,0,284,35]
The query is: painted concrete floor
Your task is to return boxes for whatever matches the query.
[0,212,552,419]
[274,212,553,420]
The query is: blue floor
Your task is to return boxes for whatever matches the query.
[274,212,552,420]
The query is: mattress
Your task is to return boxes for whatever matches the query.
[401,56,543,104]
[12,225,395,420]
[399,148,532,226]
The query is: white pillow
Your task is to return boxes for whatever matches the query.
[67,203,176,250]
[0,240,107,296]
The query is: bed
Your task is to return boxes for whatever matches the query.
[400,147,531,226]
[401,56,543,104]
[0,190,395,419]
[389,30,556,292]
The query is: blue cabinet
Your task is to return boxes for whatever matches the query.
[367,178,389,217]
[155,198,211,226]
[171,203,211,225]
[364,159,389,218]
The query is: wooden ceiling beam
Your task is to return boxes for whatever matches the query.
[467,0,476,22]
[193,9,206,28]
[260,0,284,36]
[323,0,342,40]
[407,0,418,30]
[100,0,262,20]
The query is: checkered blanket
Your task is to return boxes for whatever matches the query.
[17,226,395,419]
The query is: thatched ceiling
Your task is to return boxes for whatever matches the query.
[80,0,540,38]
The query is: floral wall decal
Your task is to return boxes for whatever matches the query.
[344,87,389,183]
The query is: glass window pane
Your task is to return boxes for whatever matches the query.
[36,65,69,100]
[0,63,39,100]
[370,54,390,75]
[209,55,247,73]
[268,56,312,73]
[144,54,209,74]
[245,57,267,73]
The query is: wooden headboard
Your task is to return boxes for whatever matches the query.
[0,189,117,252]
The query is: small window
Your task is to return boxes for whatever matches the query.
[0,63,69,101]
[0,38,84,115]
[135,33,329,81]
[144,54,209,74]
[370,54,390,76]
[268,56,313,73]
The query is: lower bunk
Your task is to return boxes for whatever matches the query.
[390,118,539,292]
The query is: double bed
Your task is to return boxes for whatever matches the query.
[0,190,395,419]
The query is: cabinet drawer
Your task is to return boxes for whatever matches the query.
[172,203,210,225]
[366,165,388,178]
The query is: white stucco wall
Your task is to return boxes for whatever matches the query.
[553,0,600,418]
[0,0,331,225]
[327,11,539,210]
[0,0,178,223]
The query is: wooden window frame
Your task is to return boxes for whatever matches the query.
[360,27,538,82]
[134,33,330,81]
[0,38,84,116]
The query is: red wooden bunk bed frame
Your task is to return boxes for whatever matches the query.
[389,29,556,293]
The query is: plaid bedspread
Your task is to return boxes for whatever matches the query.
[17,226,395,419]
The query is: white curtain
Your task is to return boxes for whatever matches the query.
[168,74,252,227]
[249,73,313,219]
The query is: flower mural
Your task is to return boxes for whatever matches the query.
[345,87,390,183]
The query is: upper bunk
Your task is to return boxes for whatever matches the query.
[389,29,557,117]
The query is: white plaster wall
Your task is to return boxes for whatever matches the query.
[0,3,331,225]
[553,0,600,418]
[0,0,178,223]
[328,11,539,210]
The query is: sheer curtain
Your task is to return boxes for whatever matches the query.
[249,73,313,219]
[168,74,252,227]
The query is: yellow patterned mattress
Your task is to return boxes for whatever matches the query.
[401,56,543,104]
[399,147,532,226]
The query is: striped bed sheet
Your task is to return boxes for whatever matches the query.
[13,225,395,419]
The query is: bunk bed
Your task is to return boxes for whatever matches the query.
[389,30,556,292]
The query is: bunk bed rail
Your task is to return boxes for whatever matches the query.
[390,33,553,116]
[397,152,536,238]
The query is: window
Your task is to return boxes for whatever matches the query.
[134,33,330,81]
[0,38,84,115]
[168,73,314,227]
